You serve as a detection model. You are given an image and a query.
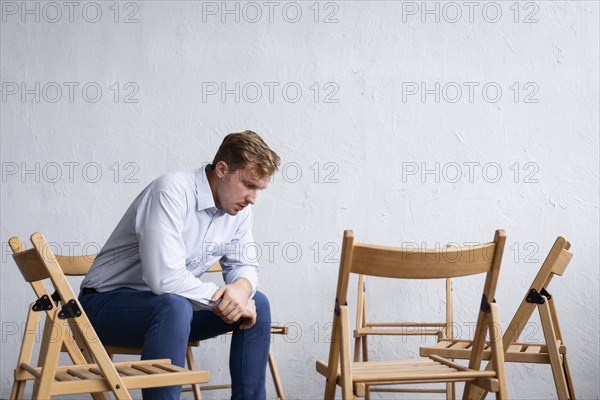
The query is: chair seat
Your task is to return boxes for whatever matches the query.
[15,359,209,396]
[316,357,497,383]
[420,339,567,364]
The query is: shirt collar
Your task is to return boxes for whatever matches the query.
[195,167,219,213]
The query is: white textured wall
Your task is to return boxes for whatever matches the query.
[1,1,598,399]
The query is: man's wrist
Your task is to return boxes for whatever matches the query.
[232,277,253,298]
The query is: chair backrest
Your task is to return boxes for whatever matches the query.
[9,233,82,306]
[15,244,221,278]
[9,237,96,276]
[336,229,506,309]
[56,254,97,275]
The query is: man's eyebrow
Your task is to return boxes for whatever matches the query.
[243,179,260,188]
[243,179,268,190]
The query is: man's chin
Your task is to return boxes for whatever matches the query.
[225,208,239,216]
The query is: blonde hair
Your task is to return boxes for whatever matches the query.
[211,130,280,179]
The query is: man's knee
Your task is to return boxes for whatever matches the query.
[253,291,271,324]
[154,293,193,324]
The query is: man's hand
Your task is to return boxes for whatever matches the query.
[239,298,256,330]
[210,278,255,328]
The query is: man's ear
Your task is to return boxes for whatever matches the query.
[214,161,229,178]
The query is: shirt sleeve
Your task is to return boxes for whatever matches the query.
[220,208,259,298]
[135,189,219,311]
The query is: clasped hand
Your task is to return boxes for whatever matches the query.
[211,279,256,330]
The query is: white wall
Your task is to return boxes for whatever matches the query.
[1,1,598,398]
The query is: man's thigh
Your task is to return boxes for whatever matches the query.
[79,288,190,347]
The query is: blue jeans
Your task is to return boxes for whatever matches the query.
[79,288,271,400]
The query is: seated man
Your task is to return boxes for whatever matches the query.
[80,130,280,400]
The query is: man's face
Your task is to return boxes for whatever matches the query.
[215,163,271,215]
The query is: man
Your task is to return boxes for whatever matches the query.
[80,130,280,399]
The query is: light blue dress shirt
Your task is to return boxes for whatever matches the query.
[81,167,259,310]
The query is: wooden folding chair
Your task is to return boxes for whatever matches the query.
[46,248,287,400]
[354,273,455,399]
[420,236,576,399]
[8,232,209,399]
[316,229,508,399]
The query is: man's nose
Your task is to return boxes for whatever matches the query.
[246,191,257,205]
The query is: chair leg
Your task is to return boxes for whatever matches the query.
[63,322,110,400]
[36,316,55,368]
[446,382,455,400]
[10,376,26,400]
[562,355,576,400]
[548,297,576,400]
[539,302,570,399]
[11,307,41,400]
[489,304,508,400]
[463,310,495,400]
[185,345,203,400]
[68,319,97,364]
[469,377,489,400]
[324,330,340,398]
[268,348,286,399]
[353,337,361,362]
[359,335,369,399]
[362,336,368,362]
[495,387,507,400]
[80,329,132,399]
[91,391,111,400]
[324,375,338,399]
[33,314,65,399]
[339,306,354,399]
